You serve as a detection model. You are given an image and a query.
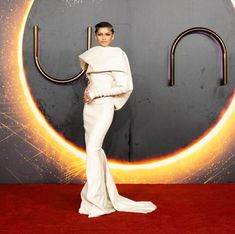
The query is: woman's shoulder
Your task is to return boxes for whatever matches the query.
[79,46,126,63]
[109,47,127,57]
[91,45,124,52]
[83,45,125,53]
[110,46,125,52]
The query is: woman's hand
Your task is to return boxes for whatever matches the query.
[83,87,92,103]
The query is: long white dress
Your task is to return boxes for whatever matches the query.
[78,46,157,218]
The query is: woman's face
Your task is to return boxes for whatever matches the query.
[95,27,114,47]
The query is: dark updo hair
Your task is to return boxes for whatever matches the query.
[95,21,114,34]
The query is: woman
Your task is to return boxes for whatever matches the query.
[78,21,157,218]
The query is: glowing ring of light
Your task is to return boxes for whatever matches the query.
[14,0,235,182]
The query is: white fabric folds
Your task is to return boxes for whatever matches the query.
[79,46,134,111]
[78,96,157,218]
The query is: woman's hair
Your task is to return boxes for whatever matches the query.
[95,21,114,34]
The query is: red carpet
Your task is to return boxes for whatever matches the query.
[0,184,234,234]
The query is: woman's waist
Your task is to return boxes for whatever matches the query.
[89,96,115,104]
[88,71,113,79]
[88,82,115,90]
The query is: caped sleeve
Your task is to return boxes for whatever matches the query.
[88,71,130,100]
[79,46,134,110]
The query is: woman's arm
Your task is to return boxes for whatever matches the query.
[87,71,129,100]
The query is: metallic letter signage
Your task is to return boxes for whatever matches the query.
[169,27,228,86]
[33,25,92,84]
[33,26,228,86]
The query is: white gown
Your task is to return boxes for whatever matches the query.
[78,46,157,218]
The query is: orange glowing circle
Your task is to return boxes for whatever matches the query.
[13,0,235,183]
